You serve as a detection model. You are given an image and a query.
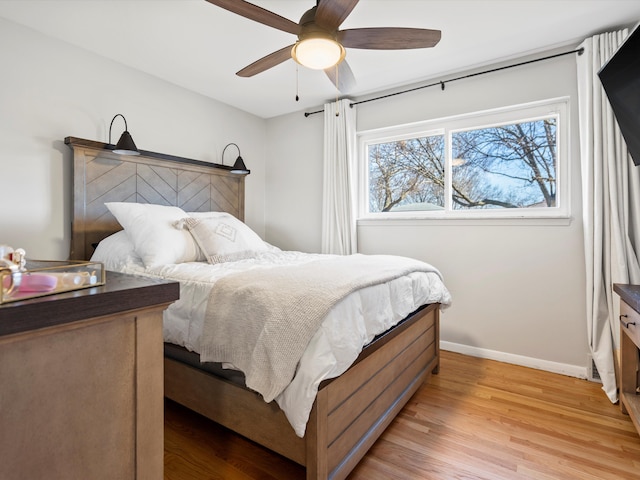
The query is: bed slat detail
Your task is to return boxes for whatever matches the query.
[136,164,178,205]
[325,313,436,473]
[177,171,212,212]
[86,157,134,197]
[328,344,435,470]
[164,358,306,464]
[326,312,434,412]
[319,308,438,480]
[209,176,242,216]
[326,324,434,443]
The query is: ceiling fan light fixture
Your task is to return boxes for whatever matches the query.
[292,35,345,70]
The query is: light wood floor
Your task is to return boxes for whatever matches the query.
[164,350,640,479]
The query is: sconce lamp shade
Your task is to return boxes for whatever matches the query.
[231,156,249,174]
[222,143,250,175]
[114,130,139,155]
[109,114,140,155]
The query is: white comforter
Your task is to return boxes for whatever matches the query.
[98,249,452,437]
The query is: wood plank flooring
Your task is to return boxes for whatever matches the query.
[164,350,640,479]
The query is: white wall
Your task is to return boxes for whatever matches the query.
[0,18,267,260]
[266,112,325,252]
[265,50,589,376]
[0,15,591,377]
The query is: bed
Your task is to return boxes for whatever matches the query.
[65,136,451,480]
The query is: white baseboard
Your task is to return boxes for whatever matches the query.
[440,341,588,379]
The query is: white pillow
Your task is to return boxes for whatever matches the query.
[90,230,144,271]
[187,211,230,219]
[176,214,268,264]
[106,202,199,267]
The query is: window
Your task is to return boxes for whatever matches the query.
[359,98,569,219]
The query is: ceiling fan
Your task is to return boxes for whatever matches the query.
[205,0,441,92]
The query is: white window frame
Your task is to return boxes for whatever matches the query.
[357,97,570,223]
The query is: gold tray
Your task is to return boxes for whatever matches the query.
[0,259,105,304]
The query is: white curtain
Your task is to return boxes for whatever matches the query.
[577,28,640,403]
[321,99,358,255]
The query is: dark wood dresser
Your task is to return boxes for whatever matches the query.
[0,271,179,480]
[613,283,640,438]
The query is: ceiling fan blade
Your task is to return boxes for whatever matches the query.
[205,0,300,35]
[236,44,294,77]
[324,59,356,92]
[338,27,441,49]
[315,0,360,30]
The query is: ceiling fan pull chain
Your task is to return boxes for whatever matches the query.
[296,64,300,102]
[335,64,340,117]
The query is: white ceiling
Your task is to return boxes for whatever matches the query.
[1,0,639,119]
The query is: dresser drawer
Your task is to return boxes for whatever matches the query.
[620,301,640,348]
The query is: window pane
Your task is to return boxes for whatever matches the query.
[451,118,557,209]
[368,136,445,212]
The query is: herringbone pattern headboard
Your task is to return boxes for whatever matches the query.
[65,137,246,260]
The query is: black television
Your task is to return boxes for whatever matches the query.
[598,22,640,166]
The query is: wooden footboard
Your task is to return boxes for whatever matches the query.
[164,303,440,480]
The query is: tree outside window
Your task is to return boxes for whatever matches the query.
[369,136,444,212]
[367,114,559,215]
[451,118,557,210]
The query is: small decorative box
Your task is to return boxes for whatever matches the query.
[0,259,105,304]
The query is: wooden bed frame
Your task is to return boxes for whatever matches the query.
[66,137,441,480]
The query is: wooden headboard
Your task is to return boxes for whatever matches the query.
[65,137,247,261]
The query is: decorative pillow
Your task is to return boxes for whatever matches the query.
[185,211,229,261]
[105,202,199,267]
[90,230,144,271]
[176,214,268,264]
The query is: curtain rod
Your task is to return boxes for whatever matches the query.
[303,47,584,117]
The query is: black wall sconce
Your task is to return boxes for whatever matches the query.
[109,114,139,155]
[222,143,250,174]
